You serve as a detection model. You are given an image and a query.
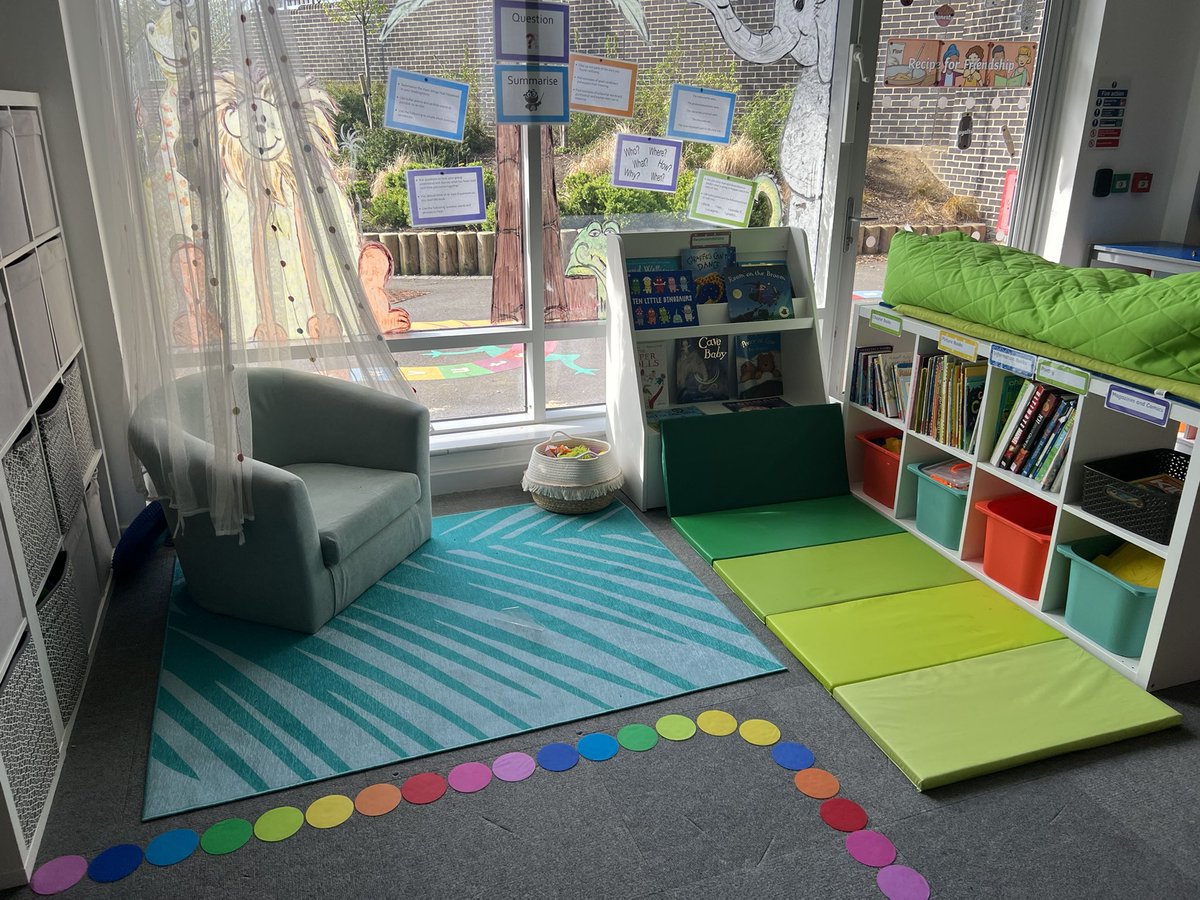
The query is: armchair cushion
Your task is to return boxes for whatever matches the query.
[284,463,422,566]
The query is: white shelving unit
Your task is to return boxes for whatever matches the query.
[0,90,117,888]
[605,227,827,511]
[844,302,1200,690]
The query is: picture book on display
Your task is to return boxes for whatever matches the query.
[910,353,986,450]
[675,336,735,403]
[723,397,791,412]
[638,341,668,410]
[735,333,783,399]
[627,270,697,330]
[681,246,737,304]
[725,265,794,322]
[626,256,680,273]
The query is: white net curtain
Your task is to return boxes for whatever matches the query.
[101,0,411,536]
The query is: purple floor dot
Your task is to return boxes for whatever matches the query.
[845,829,897,867]
[30,856,88,895]
[492,751,537,782]
[877,864,930,900]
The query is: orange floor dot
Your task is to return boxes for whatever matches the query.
[794,767,840,799]
[355,783,403,817]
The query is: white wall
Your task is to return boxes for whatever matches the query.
[1037,0,1200,265]
[0,0,142,527]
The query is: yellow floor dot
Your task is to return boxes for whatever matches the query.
[305,794,354,829]
[696,710,738,736]
[738,718,781,747]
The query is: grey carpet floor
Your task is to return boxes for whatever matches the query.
[5,486,1200,899]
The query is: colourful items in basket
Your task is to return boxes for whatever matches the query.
[1092,541,1165,589]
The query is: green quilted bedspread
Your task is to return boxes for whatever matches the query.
[883,231,1200,402]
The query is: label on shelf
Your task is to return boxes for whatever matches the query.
[937,330,978,360]
[689,231,732,248]
[989,344,1037,379]
[1036,358,1091,394]
[869,309,902,336]
[1105,384,1171,427]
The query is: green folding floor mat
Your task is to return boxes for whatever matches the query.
[833,640,1182,790]
[672,495,902,565]
[766,581,1063,691]
[714,532,972,622]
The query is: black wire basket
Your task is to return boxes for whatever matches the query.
[1081,448,1189,545]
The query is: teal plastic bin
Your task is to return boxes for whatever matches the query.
[1057,535,1157,658]
[907,461,970,550]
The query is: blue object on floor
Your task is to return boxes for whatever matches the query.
[88,844,143,883]
[144,829,199,867]
[537,742,580,772]
[771,741,815,771]
[144,503,784,819]
[577,732,620,761]
[111,501,168,580]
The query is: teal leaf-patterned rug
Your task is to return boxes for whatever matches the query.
[144,503,784,819]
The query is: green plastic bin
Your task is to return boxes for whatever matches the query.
[907,461,970,551]
[1057,536,1157,658]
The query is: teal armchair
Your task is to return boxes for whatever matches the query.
[129,369,431,633]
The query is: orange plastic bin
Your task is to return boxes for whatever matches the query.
[856,430,902,508]
[974,494,1056,600]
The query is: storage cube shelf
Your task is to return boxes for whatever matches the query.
[0,90,116,888]
[844,303,1200,690]
[606,227,828,511]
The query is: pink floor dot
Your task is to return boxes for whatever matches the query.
[492,751,536,782]
[845,829,897,867]
[448,761,493,793]
[877,864,931,900]
[30,856,88,896]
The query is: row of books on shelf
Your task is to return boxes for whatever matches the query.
[988,377,1077,491]
[639,333,790,427]
[850,345,913,421]
[912,353,987,452]
[627,245,796,330]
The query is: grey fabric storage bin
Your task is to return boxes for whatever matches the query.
[0,636,58,846]
[85,477,112,587]
[0,290,26,439]
[0,109,31,256]
[11,110,56,238]
[34,553,87,724]
[36,383,83,532]
[37,240,80,362]
[1,421,61,591]
[62,361,96,471]
[0,548,21,675]
[5,253,56,398]
[65,505,100,648]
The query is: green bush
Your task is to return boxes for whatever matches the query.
[564,113,618,152]
[558,168,695,222]
[737,87,793,176]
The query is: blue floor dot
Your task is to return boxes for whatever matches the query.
[771,741,815,771]
[577,732,620,762]
[537,742,580,772]
[145,829,200,867]
[88,844,143,883]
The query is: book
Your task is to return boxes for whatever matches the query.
[963,364,987,448]
[681,246,737,305]
[725,265,794,322]
[875,352,911,419]
[637,341,669,411]
[992,375,1026,445]
[850,344,892,406]
[626,256,680,273]
[674,336,735,403]
[645,405,704,430]
[1040,407,1076,492]
[723,397,792,412]
[1131,473,1185,495]
[997,383,1046,470]
[990,380,1035,466]
[910,354,980,450]
[735,333,783,399]
[627,270,697,330]
[1010,390,1061,475]
[1021,397,1075,477]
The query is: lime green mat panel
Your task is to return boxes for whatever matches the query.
[833,640,1182,790]
[715,533,972,622]
[766,581,1063,691]
[660,404,848,518]
[672,495,902,566]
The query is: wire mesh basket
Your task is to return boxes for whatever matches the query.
[37,382,84,532]
[1081,448,1189,545]
[2,421,61,590]
[63,361,96,471]
[35,553,87,724]
[0,637,59,847]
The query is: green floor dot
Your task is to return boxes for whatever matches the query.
[254,806,304,843]
[655,714,697,741]
[617,723,659,752]
[200,818,253,856]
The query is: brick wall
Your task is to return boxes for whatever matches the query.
[871,0,1044,234]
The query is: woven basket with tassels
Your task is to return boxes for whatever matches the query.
[522,432,624,515]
